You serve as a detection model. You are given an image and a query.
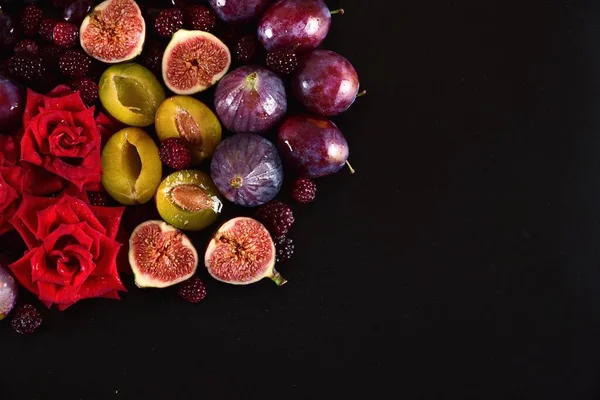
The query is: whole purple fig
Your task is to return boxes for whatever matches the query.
[211,133,283,207]
[214,66,287,134]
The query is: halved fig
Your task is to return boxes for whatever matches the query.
[129,220,198,288]
[205,217,286,286]
[162,30,231,95]
[80,0,146,63]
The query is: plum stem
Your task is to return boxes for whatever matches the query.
[356,90,367,98]
[346,160,356,174]
[330,9,345,15]
[271,271,288,286]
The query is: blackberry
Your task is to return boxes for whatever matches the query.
[8,53,44,83]
[234,35,258,64]
[59,49,91,78]
[255,200,295,237]
[291,178,317,204]
[10,304,42,335]
[178,276,207,303]
[274,236,294,263]
[154,8,184,38]
[159,138,192,171]
[266,48,299,76]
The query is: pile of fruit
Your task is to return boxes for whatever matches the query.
[0,0,363,334]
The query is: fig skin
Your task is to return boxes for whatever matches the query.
[129,220,198,289]
[210,133,284,207]
[205,217,286,286]
[277,115,350,178]
[214,66,287,134]
[80,0,146,63]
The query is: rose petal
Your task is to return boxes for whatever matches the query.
[23,89,45,127]
[90,206,125,240]
[44,88,86,113]
[22,164,65,196]
[46,85,75,98]
[10,194,58,248]
[30,246,71,286]
[9,250,39,296]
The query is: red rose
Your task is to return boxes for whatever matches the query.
[20,85,102,191]
[0,134,65,234]
[9,194,126,310]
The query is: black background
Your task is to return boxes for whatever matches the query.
[3,0,600,398]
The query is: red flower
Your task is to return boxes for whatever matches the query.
[9,194,126,310]
[20,85,101,191]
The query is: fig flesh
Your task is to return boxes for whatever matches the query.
[80,0,146,63]
[210,133,283,207]
[128,220,198,288]
[214,65,287,134]
[162,30,231,95]
[205,217,286,286]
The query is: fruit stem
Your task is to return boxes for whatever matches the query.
[330,9,345,15]
[346,160,356,174]
[356,90,367,98]
[271,271,288,286]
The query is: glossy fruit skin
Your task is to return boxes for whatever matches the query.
[258,0,331,52]
[293,49,360,116]
[0,264,18,321]
[0,75,25,132]
[211,133,283,207]
[207,0,272,23]
[63,0,93,25]
[214,66,287,134]
[155,95,222,165]
[277,115,349,178]
[155,170,223,231]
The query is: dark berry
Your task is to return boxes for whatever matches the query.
[255,200,295,237]
[8,53,43,83]
[59,49,91,78]
[184,5,216,32]
[39,18,57,42]
[234,35,258,64]
[154,8,184,38]
[178,276,207,303]
[266,48,299,76]
[52,22,78,48]
[14,39,38,55]
[10,304,42,335]
[159,138,192,170]
[20,4,43,38]
[139,43,164,77]
[39,44,64,72]
[291,178,317,204]
[70,77,98,105]
[274,236,294,263]
[87,191,110,207]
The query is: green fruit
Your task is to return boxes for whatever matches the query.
[156,170,223,231]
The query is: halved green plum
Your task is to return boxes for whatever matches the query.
[156,170,223,231]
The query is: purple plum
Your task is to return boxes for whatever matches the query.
[62,0,93,25]
[208,0,273,23]
[214,65,287,134]
[277,115,351,178]
[0,75,25,133]
[211,133,283,207]
[258,0,338,52]
[0,263,17,321]
[293,49,361,116]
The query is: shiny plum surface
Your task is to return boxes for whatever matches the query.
[277,115,349,178]
[208,0,272,23]
[293,49,360,116]
[211,133,283,207]
[0,74,25,132]
[214,65,287,134]
[258,0,331,52]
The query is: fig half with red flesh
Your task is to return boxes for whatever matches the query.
[162,30,231,95]
[80,0,146,64]
[129,220,198,288]
[205,217,286,286]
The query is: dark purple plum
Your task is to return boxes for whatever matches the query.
[293,49,361,116]
[214,65,287,134]
[258,0,339,52]
[0,75,25,133]
[277,115,352,178]
[62,0,93,25]
[211,133,283,207]
[0,11,20,53]
[208,0,272,23]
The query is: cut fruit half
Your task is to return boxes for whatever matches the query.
[129,220,198,288]
[80,0,145,63]
[162,30,231,95]
[99,63,166,127]
[101,127,162,205]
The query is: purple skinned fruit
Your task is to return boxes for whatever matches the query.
[293,49,362,117]
[258,0,343,52]
[208,0,272,23]
[214,65,287,134]
[211,133,283,207]
[0,75,25,133]
[277,115,354,178]
[0,263,17,321]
